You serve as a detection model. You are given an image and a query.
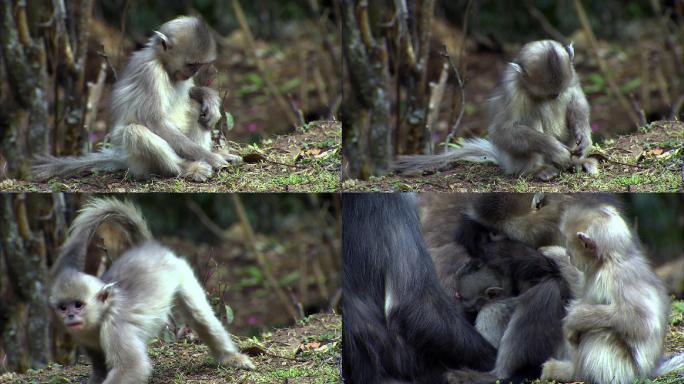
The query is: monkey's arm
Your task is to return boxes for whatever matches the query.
[566,88,592,157]
[101,325,152,383]
[85,349,108,384]
[146,120,226,168]
[492,124,571,166]
[564,303,615,333]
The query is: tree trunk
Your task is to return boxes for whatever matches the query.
[0,194,54,371]
[341,0,392,179]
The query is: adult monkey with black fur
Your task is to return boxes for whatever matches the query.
[394,40,597,180]
[541,201,684,383]
[32,16,240,182]
[49,198,254,383]
[421,193,570,301]
[342,194,496,384]
[419,194,576,382]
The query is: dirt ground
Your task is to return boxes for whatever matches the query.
[343,120,683,192]
[0,120,340,193]
[0,313,341,384]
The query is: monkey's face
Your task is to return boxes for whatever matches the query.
[154,17,217,83]
[55,300,88,330]
[474,193,568,247]
[456,263,505,312]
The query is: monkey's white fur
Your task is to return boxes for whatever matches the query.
[49,198,253,383]
[541,204,684,383]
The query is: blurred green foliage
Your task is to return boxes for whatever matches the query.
[626,194,684,264]
[437,0,654,42]
[97,0,319,41]
[127,194,336,244]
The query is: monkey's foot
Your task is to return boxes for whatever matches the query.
[581,157,599,175]
[536,166,559,181]
[182,161,213,182]
[540,358,574,381]
[538,246,568,259]
[217,352,255,370]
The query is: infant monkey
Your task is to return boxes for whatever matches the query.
[49,198,254,383]
[32,16,241,182]
[541,202,684,383]
[394,40,598,180]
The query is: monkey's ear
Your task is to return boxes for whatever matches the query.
[154,31,170,51]
[576,232,597,253]
[485,287,503,300]
[509,62,525,75]
[565,42,575,61]
[96,282,116,303]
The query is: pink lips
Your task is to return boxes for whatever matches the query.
[67,321,84,330]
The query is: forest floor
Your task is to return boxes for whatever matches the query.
[0,313,341,384]
[0,120,340,193]
[342,120,684,192]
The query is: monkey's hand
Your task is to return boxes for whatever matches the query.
[572,128,592,158]
[190,86,221,130]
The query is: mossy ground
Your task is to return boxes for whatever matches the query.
[0,121,340,193]
[343,121,684,192]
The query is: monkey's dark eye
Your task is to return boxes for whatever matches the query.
[58,304,67,311]
[186,63,201,72]
[74,301,84,309]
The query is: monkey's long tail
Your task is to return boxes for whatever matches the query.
[653,353,684,377]
[392,138,500,174]
[50,198,152,277]
[30,148,126,181]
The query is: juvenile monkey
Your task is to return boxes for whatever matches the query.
[49,198,254,383]
[541,202,684,383]
[394,40,598,180]
[32,16,240,182]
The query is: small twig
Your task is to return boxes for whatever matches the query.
[96,44,118,81]
[524,0,568,43]
[456,0,474,79]
[639,48,651,112]
[442,46,466,152]
[117,0,131,69]
[288,95,307,127]
[425,62,449,154]
[629,93,647,127]
[185,198,227,241]
[671,93,684,120]
[82,62,107,154]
